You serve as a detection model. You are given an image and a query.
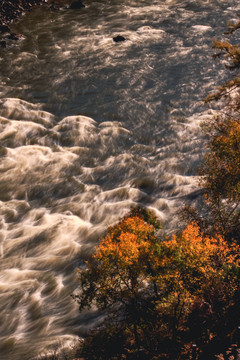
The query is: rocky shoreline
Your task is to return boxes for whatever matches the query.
[0,0,85,26]
[0,0,54,48]
[0,0,85,47]
[0,0,47,27]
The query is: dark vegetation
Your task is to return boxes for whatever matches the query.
[73,17,240,360]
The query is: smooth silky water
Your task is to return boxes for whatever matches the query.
[0,0,239,358]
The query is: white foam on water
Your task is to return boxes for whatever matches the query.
[0,98,56,127]
[191,25,212,32]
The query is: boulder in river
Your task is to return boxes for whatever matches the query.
[0,25,10,33]
[69,0,85,9]
[8,33,23,41]
[113,35,126,43]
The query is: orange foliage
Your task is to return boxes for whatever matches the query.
[164,223,240,295]
[94,216,155,268]
[75,209,162,313]
[213,38,240,66]
[75,212,240,359]
[78,215,240,309]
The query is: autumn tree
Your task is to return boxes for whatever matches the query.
[155,223,240,354]
[74,207,240,359]
[198,115,240,240]
[183,20,240,241]
[74,208,163,356]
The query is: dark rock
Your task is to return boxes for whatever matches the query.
[0,40,7,48]
[0,25,10,33]
[49,2,59,10]
[113,35,126,43]
[69,0,85,9]
[8,33,23,41]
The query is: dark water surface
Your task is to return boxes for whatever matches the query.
[0,0,239,358]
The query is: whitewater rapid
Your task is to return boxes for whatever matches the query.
[0,0,240,358]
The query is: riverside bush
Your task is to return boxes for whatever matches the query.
[74,208,240,359]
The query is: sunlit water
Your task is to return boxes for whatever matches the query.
[0,0,239,358]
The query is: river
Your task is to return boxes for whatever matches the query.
[0,0,239,358]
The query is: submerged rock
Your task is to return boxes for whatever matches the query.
[0,25,10,33]
[113,35,126,43]
[69,0,85,9]
[8,33,23,41]
[0,40,7,48]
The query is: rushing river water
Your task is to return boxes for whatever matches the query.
[0,0,239,358]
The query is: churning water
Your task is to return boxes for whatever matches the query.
[0,0,239,358]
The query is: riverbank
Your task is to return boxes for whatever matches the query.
[0,0,46,27]
[0,0,83,48]
[0,0,75,28]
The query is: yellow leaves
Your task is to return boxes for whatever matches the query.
[76,207,240,347]
[92,215,240,297]
[201,116,240,205]
[94,215,156,268]
[173,223,232,263]
[97,232,146,266]
[76,211,164,310]
[212,38,240,66]
[161,223,240,297]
